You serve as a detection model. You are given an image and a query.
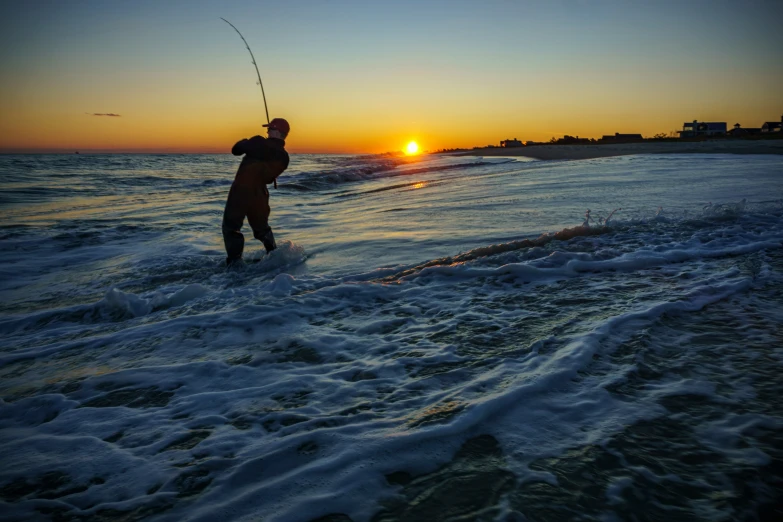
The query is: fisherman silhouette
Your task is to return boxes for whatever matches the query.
[222,118,290,266]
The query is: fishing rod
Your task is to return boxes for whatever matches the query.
[221,17,270,125]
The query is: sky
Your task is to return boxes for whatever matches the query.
[0,0,781,154]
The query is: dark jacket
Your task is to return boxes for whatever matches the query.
[231,136,289,190]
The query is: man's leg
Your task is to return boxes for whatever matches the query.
[254,225,276,252]
[222,187,250,264]
[247,187,275,253]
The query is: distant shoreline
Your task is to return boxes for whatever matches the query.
[460,140,783,161]
[2,140,782,158]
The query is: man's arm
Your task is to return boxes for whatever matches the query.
[232,138,249,156]
[232,136,271,158]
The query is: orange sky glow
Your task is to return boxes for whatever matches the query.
[1,2,780,154]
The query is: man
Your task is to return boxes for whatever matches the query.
[222,117,290,266]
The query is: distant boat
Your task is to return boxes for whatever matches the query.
[75,151,79,154]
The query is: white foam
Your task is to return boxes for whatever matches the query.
[100,287,153,317]
[2,153,782,520]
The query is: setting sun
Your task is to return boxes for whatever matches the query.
[405,141,420,155]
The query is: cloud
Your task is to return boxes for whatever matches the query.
[87,113,121,117]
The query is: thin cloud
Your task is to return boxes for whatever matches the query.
[87,113,121,117]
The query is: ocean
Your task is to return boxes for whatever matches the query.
[1,151,782,521]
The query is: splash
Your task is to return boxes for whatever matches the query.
[702,198,747,219]
[583,207,622,227]
[241,240,307,273]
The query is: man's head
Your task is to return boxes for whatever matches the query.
[264,118,290,140]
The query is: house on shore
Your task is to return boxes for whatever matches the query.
[727,123,761,137]
[556,135,591,144]
[500,138,523,148]
[599,133,643,143]
[679,120,727,138]
[761,116,782,133]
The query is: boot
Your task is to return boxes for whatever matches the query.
[261,228,276,252]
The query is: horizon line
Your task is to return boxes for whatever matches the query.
[0,148,381,155]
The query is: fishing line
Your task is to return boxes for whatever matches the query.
[221,17,270,125]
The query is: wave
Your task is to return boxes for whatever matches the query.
[4,212,770,521]
[374,202,782,283]
[377,224,610,282]
[280,156,510,192]
[0,241,308,355]
[0,186,95,205]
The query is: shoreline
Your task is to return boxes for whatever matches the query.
[460,139,783,161]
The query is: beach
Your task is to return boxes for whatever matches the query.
[2,152,783,521]
[465,139,783,160]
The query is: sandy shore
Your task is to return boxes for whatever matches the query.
[462,139,783,160]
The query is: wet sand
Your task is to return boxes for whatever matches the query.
[463,140,783,160]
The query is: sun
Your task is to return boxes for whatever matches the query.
[405,141,420,155]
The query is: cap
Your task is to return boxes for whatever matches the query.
[263,118,290,136]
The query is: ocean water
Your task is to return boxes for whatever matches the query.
[1,151,782,521]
